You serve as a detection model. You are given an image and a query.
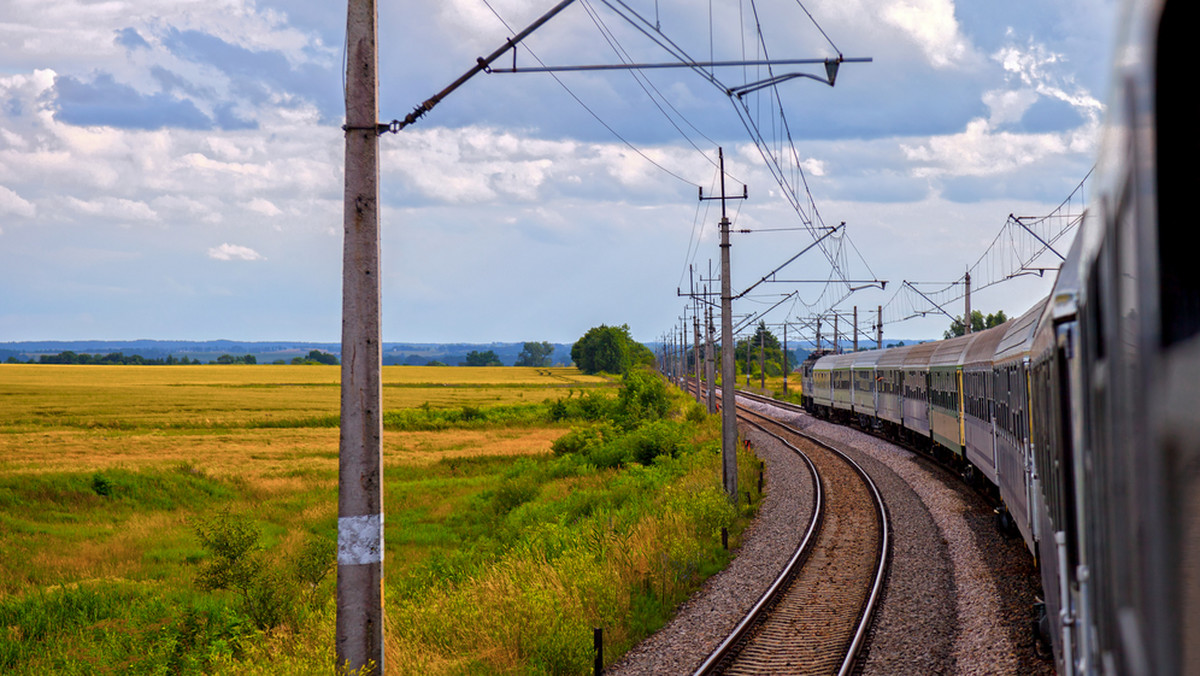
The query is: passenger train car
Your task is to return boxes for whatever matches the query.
[800,1,1197,673]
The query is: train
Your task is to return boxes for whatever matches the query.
[800,1,1197,673]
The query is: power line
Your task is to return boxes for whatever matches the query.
[478,0,701,188]
[880,168,1093,326]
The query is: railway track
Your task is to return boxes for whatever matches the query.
[694,393,890,675]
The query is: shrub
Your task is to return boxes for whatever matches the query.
[193,511,334,631]
[616,370,670,428]
[619,419,686,466]
[550,423,614,457]
[90,472,114,497]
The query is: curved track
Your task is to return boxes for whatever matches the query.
[694,393,890,675]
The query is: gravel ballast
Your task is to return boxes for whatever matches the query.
[607,400,1054,675]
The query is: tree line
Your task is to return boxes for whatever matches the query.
[7,349,340,365]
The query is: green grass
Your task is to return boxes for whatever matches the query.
[0,365,763,674]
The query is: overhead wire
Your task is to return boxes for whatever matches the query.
[478,0,876,339]
[479,0,701,188]
[578,0,722,162]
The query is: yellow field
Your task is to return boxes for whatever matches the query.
[0,364,609,429]
[0,364,615,589]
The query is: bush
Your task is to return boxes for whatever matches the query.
[193,511,333,631]
[550,424,614,457]
[618,419,686,466]
[616,370,670,428]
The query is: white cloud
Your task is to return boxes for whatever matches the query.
[992,37,1104,123]
[0,0,333,68]
[880,0,974,68]
[246,198,283,217]
[207,243,264,261]
[66,196,158,222]
[982,88,1039,125]
[0,185,36,218]
[900,117,1086,178]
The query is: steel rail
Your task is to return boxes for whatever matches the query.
[723,393,891,676]
[691,411,824,676]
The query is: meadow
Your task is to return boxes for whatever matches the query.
[0,364,760,674]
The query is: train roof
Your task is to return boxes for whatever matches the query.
[852,349,886,369]
[902,341,939,366]
[812,351,855,371]
[828,352,857,369]
[877,343,915,368]
[963,323,1009,367]
[994,296,1049,364]
[930,332,976,367]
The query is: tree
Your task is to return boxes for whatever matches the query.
[463,350,502,367]
[305,349,338,365]
[944,309,1008,339]
[731,321,785,378]
[515,341,555,367]
[571,324,652,375]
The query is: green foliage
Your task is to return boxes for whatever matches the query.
[733,321,787,379]
[515,341,555,367]
[90,472,113,497]
[192,511,333,631]
[570,324,653,375]
[462,349,503,366]
[944,309,1008,338]
[615,369,671,428]
[550,423,616,457]
[548,370,688,468]
[0,581,253,674]
[216,354,257,364]
[383,402,555,431]
[616,419,687,465]
[35,350,192,365]
[291,349,338,365]
[388,434,762,674]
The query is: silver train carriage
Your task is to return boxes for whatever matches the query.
[800,2,1197,673]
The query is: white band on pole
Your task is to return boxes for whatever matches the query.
[338,513,383,565]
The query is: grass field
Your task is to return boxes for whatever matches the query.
[0,364,758,674]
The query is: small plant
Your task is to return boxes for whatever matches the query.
[193,510,333,631]
[90,472,114,497]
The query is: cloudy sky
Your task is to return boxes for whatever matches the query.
[0,0,1116,345]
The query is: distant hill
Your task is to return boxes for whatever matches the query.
[0,340,577,366]
[2,337,935,366]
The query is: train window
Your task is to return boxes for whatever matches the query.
[1156,0,1200,346]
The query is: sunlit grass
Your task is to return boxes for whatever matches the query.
[0,364,760,674]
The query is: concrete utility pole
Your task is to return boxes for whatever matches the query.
[336,5,591,665]
[739,333,748,386]
[877,305,882,349]
[701,147,747,502]
[759,328,765,390]
[693,312,702,404]
[782,323,789,395]
[706,299,716,414]
[853,306,858,353]
[338,0,384,672]
[964,271,972,334]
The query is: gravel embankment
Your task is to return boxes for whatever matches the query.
[607,400,1054,675]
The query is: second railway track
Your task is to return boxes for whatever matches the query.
[696,399,890,676]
